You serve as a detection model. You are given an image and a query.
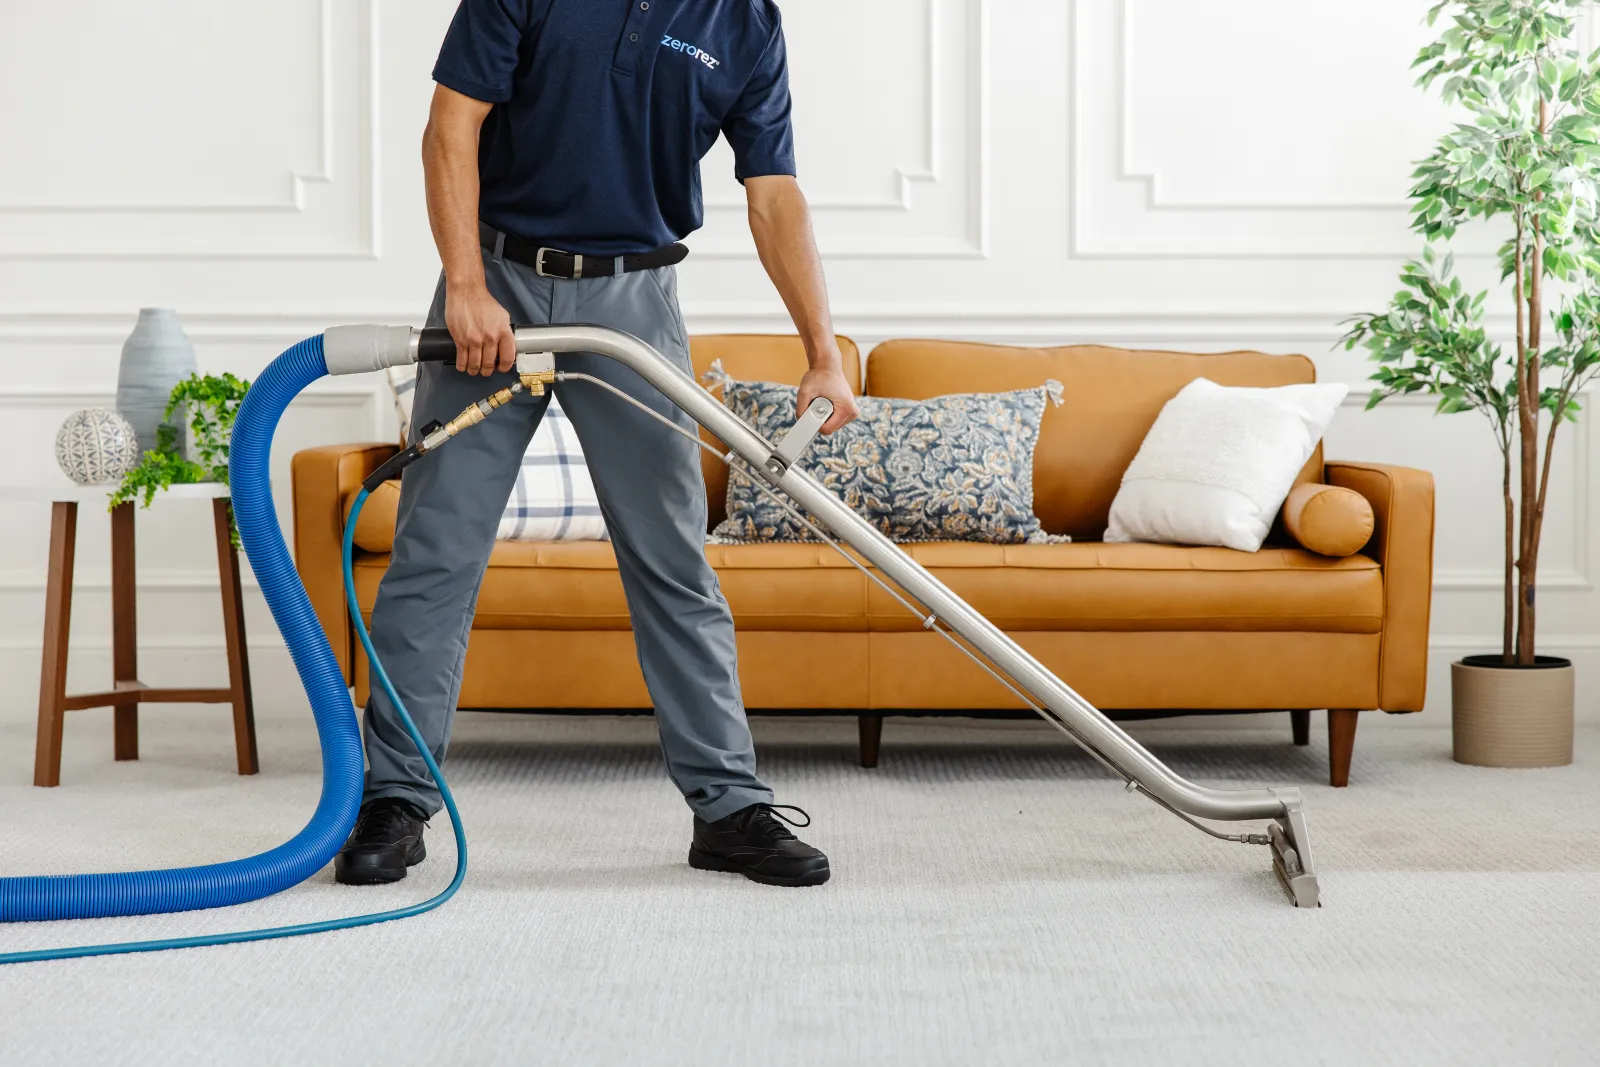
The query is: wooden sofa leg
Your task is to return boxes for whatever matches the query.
[858,714,883,768]
[1327,709,1360,787]
[1290,710,1310,747]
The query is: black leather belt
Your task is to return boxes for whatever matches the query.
[479,222,688,279]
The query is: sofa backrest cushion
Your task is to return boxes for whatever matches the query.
[689,334,862,527]
[865,341,1322,540]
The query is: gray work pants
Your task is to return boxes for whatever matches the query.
[361,250,773,822]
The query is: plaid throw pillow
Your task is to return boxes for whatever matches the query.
[385,366,608,542]
[708,372,1067,545]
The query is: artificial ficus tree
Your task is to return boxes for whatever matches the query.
[1343,0,1600,665]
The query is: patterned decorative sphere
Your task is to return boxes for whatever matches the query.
[55,408,143,486]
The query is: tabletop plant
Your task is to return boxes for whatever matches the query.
[1341,0,1600,666]
[110,372,251,543]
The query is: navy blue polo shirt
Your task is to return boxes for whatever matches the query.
[433,0,795,257]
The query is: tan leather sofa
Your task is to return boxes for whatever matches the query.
[293,336,1435,786]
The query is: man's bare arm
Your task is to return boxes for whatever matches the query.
[422,84,515,376]
[745,175,860,432]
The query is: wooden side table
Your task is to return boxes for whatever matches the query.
[8,483,258,786]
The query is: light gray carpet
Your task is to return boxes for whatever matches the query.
[1,708,1596,1067]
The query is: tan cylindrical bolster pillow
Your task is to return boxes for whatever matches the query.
[1282,482,1375,557]
[345,479,402,554]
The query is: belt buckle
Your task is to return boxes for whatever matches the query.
[534,247,583,279]
[534,246,565,278]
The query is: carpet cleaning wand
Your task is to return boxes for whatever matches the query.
[391,324,1322,909]
[0,323,1318,967]
[345,323,1322,909]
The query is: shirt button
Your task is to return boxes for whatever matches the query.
[629,32,639,42]
[640,2,649,8]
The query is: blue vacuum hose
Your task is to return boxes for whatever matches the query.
[0,335,466,964]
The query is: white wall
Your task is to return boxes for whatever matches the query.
[1,0,1595,722]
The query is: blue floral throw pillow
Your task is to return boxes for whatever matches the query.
[709,375,1068,545]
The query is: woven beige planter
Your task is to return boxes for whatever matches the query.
[1452,655,1574,768]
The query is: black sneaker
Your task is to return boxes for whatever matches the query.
[334,797,428,885]
[689,803,830,887]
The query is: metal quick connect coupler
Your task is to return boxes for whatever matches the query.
[361,381,526,494]
[423,383,523,450]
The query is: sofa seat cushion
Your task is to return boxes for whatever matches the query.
[353,539,1382,636]
[866,542,1383,633]
[352,540,871,632]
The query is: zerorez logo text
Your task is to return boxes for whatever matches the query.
[661,34,720,70]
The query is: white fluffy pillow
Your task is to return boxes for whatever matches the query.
[1105,378,1348,552]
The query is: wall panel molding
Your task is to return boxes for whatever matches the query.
[0,0,379,260]
[1114,2,1401,213]
[705,0,947,215]
[0,382,385,445]
[1069,0,1493,259]
[0,306,1438,346]
[0,306,1561,345]
[696,0,989,259]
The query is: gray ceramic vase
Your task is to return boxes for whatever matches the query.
[116,308,197,456]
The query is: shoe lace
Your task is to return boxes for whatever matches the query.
[743,803,811,845]
[357,798,424,836]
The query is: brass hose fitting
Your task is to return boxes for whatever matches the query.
[363,380,529,491]
[519,369,557,395]
[419,382,526,453]
[443,382,522,435]
[516,349,558,395]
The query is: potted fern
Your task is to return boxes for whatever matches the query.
[1342,0,1600,766]
[110,372,250,545]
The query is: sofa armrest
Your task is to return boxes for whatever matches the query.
[292,442,398,683]
[1325,460,1435,712]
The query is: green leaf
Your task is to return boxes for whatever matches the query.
[113,373,250,544]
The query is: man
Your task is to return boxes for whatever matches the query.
[334,0,859,889]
